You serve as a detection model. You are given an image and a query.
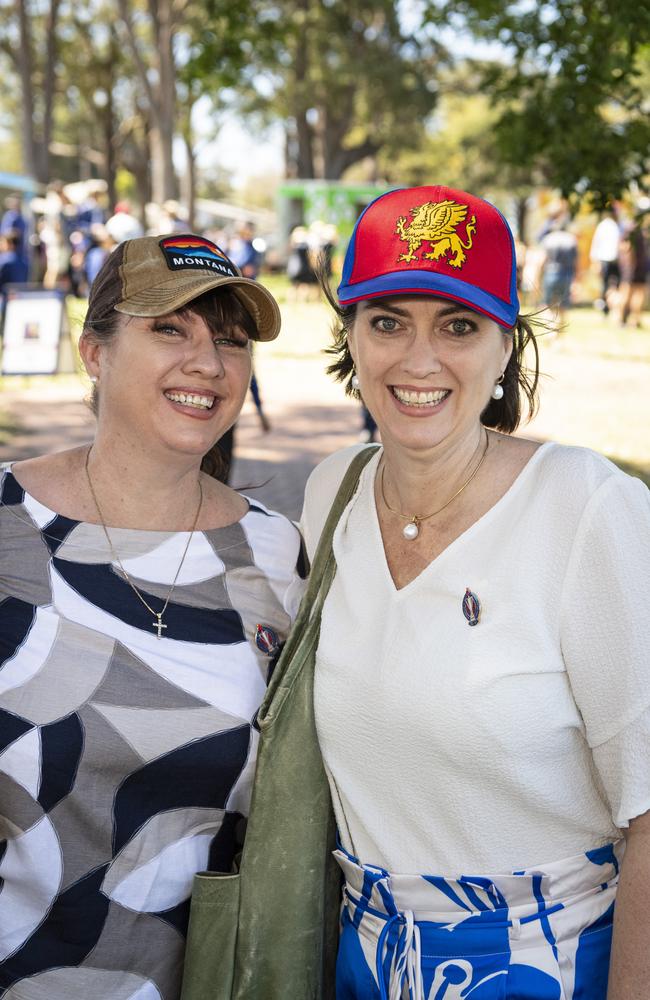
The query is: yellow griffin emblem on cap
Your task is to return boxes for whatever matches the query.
[395,200,477,269]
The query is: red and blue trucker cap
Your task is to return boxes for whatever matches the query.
[337,185,519,329]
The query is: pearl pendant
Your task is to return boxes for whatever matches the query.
[403,521,419,541]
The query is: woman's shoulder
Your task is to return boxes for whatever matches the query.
[304,444,375,513]
[301,444,378,557]
[535,441,645,497]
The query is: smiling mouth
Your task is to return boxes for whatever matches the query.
[164,391,216,410]
[390,387,451,407]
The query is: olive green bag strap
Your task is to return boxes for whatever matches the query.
[181,446,378,1000]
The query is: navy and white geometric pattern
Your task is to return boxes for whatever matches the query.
[0,464,306,999]
[335,842,621,999]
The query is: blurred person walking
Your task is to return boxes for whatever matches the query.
[615,218,648,328]
[590,209,621,314]
[0,234,305,1000]
[540,217,578,328]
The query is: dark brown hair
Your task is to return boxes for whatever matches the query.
[82,243,258,481]
[318,272,540,434]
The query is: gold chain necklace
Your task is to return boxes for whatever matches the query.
[84,447,203,638]
[380,431,489,541]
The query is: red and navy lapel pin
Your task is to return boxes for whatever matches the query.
[462,588,481,627]
[255,623,281,656]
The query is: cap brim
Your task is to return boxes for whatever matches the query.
[115,273,281,341]
[337,269,518,330]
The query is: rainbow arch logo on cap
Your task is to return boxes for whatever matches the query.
[159,235,238,277]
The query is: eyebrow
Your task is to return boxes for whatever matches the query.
[362,300,474,318]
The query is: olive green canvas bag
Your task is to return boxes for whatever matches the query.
[180,446,378,1000]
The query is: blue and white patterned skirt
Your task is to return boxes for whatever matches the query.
[335,840,622,999]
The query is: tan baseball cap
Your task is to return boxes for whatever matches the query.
[114,234,281,341]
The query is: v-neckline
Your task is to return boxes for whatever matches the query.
[365,441,554,595]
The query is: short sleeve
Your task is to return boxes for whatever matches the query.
[560,472,650,826]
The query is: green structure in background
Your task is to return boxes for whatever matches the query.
[277,180,386,249]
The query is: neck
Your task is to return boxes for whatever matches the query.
[380,427,487,515]
[84,433,205,530]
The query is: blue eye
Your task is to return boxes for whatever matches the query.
[448,318,475,336]
[371,316,399,332]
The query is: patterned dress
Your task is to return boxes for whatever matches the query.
[0,464,306,999]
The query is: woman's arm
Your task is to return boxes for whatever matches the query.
[607,809,650,999]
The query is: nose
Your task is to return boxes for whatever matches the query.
[402,331,443,378]
[182,338,226,379]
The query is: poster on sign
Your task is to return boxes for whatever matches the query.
[0,287,68,375]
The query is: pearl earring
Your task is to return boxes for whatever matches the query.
[351,374,360,390]
[89,375,98,384]
[491,374,504,400]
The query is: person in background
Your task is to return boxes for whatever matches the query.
[0,230,29,293]
[105,200,144,244]
[84,224,115,290]
[615,217,648,329]
[0,234,305,999]
[229,221,260,279]
[227,221,272,446]
[287,225,319,301]
[0,195,28,258]
[539,216,578,328]
[589,208,621,314]
[302,184,650,999]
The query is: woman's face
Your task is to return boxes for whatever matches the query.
[83,308,252,461]
[348,295,512,454]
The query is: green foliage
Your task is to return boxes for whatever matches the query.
[424,0,650,205]
[214,0,446,179]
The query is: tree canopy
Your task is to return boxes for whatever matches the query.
[423,0,650,207]
[0,0,647,210]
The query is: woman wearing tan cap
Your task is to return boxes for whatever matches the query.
[0,235,305,998]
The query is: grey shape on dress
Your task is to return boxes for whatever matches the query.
[92,642,210,710]
[121,569,232,612]
[0,772,44,836]
[83,900,183,999]
[0,505,53,607]
[0,618,115,725]
[3,966,163,1000]
[54,523,176,563]
[102,805,226,901]
[50,703,143,890]
[91,703,248,762]
[204,522,251,568]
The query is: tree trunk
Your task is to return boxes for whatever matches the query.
[15,0,40,180]
[295,111,315,179]
[118,0,177,205]
[39,0,61,182]
[515,195,529,241]
[183,129,196,231]
[148,0,176,203]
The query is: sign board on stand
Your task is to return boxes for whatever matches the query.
[0,286,75,375]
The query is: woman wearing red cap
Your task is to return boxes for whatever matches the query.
[0,236,306,999]
[300,187,650,998]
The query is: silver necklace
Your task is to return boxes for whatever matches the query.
[380,432,489,540]
[84,447,203,638]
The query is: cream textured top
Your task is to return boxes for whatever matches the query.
[301,442,650,875]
